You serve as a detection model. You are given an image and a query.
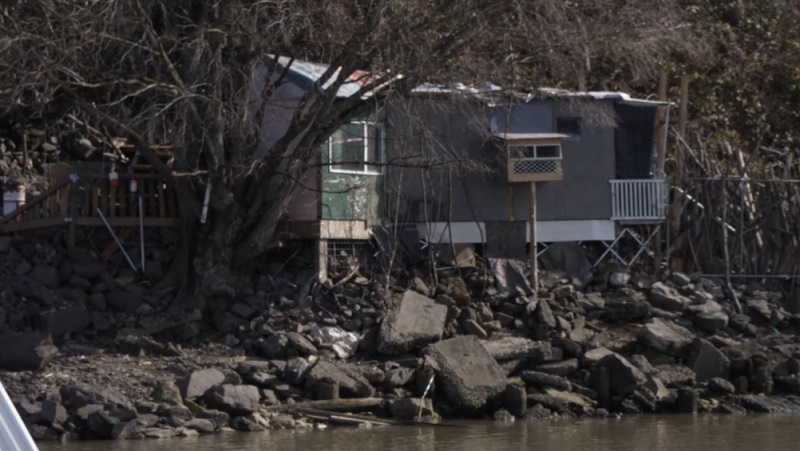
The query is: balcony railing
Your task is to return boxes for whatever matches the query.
[610,179,668,222]
[507,157,563,183]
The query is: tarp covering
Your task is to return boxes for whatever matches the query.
[614,103,657,179]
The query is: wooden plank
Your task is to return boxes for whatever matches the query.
[158,182,167,218]
[75,217,179,227]
[68,185,78,247]
[99,182,109,217]
[59,186,70,217]
[145,180,156,217]
[81,186,90,217]
[0,217,68,233]
[109,184,117,217]
[91,182,100,218]
[166,186,177,218]
[149,181,158,217]
[261,398,385,413]
[118,180,127,218]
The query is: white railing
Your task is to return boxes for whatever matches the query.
[610,179,668,222]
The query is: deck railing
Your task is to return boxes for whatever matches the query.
[507,157,563,182]
[610,179,668,222]
[0,173,180,234]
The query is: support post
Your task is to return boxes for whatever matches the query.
[678,74,689,139]
[316,238,328,283]
[529,182,538,292]
[655,72,668,177]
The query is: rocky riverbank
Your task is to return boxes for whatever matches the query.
[2,234,800,442]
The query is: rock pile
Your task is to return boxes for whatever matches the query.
[2,234,800,442]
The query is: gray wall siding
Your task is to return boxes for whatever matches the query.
[537,101,615,220]
[385,97,617,224]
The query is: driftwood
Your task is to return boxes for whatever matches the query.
[261,397,385,413]
[295,407,402,427]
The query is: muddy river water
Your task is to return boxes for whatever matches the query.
[37,414,800,451]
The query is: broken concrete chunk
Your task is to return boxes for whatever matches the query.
[597,352,647,396]
[177,368,226,400]
[648,282,691,311]
[425,336,507,414]
[304,360,375,398]
[685,338,730,382]
[377,290,447,355]
[482,337,553,363]
[638,318,694,356]
[203,384,260,416]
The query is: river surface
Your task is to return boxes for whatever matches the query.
[37,414,800,451]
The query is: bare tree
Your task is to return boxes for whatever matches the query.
[0,0,692,305]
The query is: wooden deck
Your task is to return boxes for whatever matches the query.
[0,173,180,238]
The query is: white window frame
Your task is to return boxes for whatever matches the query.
[509,144,562,159]
[328,121,384,175]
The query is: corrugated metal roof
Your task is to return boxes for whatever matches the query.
[272,56,390,99]
[533,88,671,106]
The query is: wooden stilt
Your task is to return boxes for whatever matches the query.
[529,182,538,292]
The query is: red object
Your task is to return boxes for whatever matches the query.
[109,171,119,189]
[129,178,138,194]
[3,182,25,222]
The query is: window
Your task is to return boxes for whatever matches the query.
[509,144,562,159]
[329,122,384,175]
[557,117,581,140]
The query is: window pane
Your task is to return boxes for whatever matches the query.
[557,117,581,138]
[366,125,382,173]
[331,123,365,171]
[535,145,560,158]
[509,146,533,158]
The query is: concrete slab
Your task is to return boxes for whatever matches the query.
[378,290,447,355]
[425,336,508,413]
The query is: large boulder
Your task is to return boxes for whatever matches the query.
[654,364,696,387]
[638,318,694,356]
[581,347,614,367]
[604,295,650,322]
[388,398,434,420]
[107,291,143,313]
[177,368,226,399]
[425,336,508,414]
[35,304,91,336]
[30,264,61,290]
[597,352,647,396]
[0,332,58,371]
[12,279,56,306]
[60,384,132,410]
[684,338,729,382]
[378,290,447,355]
[203,384,260,416]
[648,282,691,311]
[694,311,729,332]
